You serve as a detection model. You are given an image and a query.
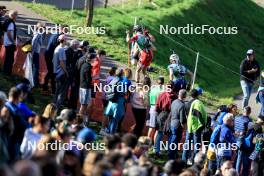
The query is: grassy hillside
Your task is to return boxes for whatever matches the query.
[21,0,264,104]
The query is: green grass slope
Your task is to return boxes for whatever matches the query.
[21,0,264,104]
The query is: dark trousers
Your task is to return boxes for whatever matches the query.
[132,107,147,137]
[3,45,16,75]
[43,51,55,93]
[252,160,264,176]
[32,52,40,86]
[54,75,68,110]
[68,81,79,110]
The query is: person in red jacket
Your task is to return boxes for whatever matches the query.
[153,81,177,156]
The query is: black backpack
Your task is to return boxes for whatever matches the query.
[105,77,121,102]
[2,18,14,32]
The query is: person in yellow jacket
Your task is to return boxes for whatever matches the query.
[186,88,207,164]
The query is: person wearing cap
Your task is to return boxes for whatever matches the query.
[168,53,193,92]
[31,22,45,87]
[3,10,18,75]
[182,88,202,165]
[53,34,69,110]
[147,76,165,141]
[79,53,94,126]
[240,49,260,108]
[186,88,207,163]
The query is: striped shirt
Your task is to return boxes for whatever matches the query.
[234,115,251,134]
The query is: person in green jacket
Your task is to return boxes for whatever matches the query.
[187,87,207,163]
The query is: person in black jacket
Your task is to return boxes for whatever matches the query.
[79,53,94,126]
[240,49,260,108]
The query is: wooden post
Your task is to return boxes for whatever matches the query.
[71,0,75,15]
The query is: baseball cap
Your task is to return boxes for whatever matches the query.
[246,49,254,55]
[16,83,31,93]
[195,87,203,95]
[77,128,96,144]
[57,109,76,121]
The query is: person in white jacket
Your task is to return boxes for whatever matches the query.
[20,115,50,159]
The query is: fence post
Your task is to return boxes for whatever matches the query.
[192,52,199,89]
[71,0,75,15]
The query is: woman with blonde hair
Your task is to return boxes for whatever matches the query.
[42,103,57,131]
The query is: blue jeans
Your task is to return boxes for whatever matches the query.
[236,150,250,176]
[168,126,182,159]
[154,131,164,154]
[108,117,118,134]
[258,90,264,117]
[240,80,253,108]
[32,52,40,86]
[182,131,193,164]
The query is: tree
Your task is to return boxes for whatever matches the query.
[86,0,94,27]
[104,0,108,8]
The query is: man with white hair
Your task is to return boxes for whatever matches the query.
[216,113,236,171]
[3,10,18,75]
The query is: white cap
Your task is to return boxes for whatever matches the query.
[247,49,254,55]
[169,54,180,63]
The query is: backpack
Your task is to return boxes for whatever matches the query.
[105,77,121,102]
[47,34,60,53]
[210,125,222,145]
[136,34,151,50]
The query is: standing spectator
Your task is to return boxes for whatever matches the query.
[234,106,252,175]
[187,87,207,163]
[99,66,117,135]
[216,113,236,170]
[31,22,45,87]
[168,89,187,159]
[256,70,264,119]
[0,91,10,164]
[131,77,151,137]
[154,82,177,156]
[4,87,28,161]
[79,53,94,126]
[53,34,68,110]
[3,10,17,75]
[0,6,7,51]
[91,49,106,97]
[43,25,67,94]
[65,39,80,107]
[104,69,126,134]
[240,49,260,108]
[147,76,164,141]
[182,88,202,165]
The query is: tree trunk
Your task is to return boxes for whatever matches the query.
[86,0,94,27]
[104,0,108,8]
